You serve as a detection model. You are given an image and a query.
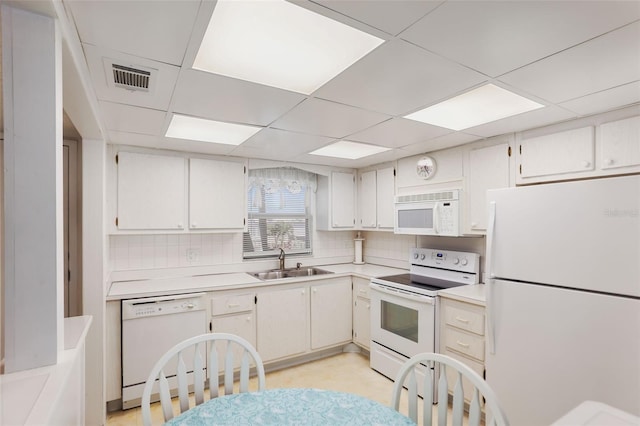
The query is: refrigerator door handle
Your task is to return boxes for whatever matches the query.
[487,201,497,354]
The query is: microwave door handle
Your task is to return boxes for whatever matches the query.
[433,202,440,234]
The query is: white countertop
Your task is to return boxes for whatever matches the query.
[439,284,486,305]
[107,263,408,300]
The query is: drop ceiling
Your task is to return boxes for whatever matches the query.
[65,0,640,168]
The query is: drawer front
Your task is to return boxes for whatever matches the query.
[444,327,485,361]
[353,278,371,299]
[211,293,254,315]
[443,301,485,335]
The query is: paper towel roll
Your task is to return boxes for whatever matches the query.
[354,238,364,264]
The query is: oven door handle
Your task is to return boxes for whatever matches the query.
[369,283,435,304]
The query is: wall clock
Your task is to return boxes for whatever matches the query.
[416,156,436,179]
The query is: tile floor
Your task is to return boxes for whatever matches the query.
[106,351,431,425]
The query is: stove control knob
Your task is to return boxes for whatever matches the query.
[420,254,426,260]
[452,258,460,265]
[461,258,468,266]
[413,253,419,260]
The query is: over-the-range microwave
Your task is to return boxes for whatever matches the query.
[394,189,461,236]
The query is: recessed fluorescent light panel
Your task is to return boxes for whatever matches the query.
[193,0,384,95]
[405,84,544,130]
[165,114,261,145]
[310,141,390,160]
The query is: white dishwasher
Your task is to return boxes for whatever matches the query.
[121,293,206,409]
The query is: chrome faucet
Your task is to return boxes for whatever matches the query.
[278,248,285,270]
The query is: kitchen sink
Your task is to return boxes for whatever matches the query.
[250,267,333,280]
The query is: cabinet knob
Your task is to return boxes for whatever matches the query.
[471,222,478,228]
[605,158,614,166]
[301,289,305,295]
[583,160,591,168]
[313,288,317,293]
[192,223,197,228]
[246,317,251,322]
[177,223,184,229]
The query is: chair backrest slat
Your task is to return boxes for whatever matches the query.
[240,350,250,392]
[468,388,482,426]
[391,353,509,426]
[452,371,465,426]
[437,364,448,426]
[141,333,266,426]
[423,364,434,426]
[193,342,205,405]
[177,352,189,413]
[209,342,219,399]
[158,371,173,422]
[224,342,234,395]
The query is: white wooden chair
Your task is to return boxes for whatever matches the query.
[392,352,509,426]
[141,333,266,426]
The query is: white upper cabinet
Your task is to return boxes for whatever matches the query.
[396,147,464,193]
[464,141,512,234]
[600,116,640,170]
[517,126,595,184]
[376,167,396,229]
[317,171,356,230]
[189,158,246,230]
[359,170,377,229]
[359,166,395,230]
[117,151,186,230]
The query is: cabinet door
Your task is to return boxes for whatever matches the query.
[311,278,352,349]
[189,158,246,230]
[210,312,257,371]
[600,116,640,170]
[467,144,510,232]
[359,170,377,229]
[518,127,594,180]
[331,172,355,228]
[257,286,308,362]
[376,167,395,229]
[117,152,186,230]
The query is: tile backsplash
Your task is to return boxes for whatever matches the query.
[109,231,356,272]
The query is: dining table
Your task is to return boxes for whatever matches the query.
[164,387,415,425]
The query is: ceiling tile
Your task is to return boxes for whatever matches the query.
[397,132,480,156]
[314,39,487,116]
[84,44,180,111]
[108,131,239,156]
[271,98,390,138]
[171,69,306,126]
[464,106,578,138]
[312,0,442,36]
[67,0,200,65]
[559,81,640,116]
[100,102,167,135]
[348,118,452,148]
[400,1,640,77]
[230,128,334,160]
[498,22,640,103]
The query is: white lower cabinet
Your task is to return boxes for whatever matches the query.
[256,285,309,362]
[352,277,371,350]
[439,296,486,405]
[311,277,352,350]
[256,277,353,363]
[210,292,257,371]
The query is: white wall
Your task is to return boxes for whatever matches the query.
[2,4,63,372]
[82,139,107,425]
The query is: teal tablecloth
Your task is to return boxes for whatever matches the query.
[165,388,415,425]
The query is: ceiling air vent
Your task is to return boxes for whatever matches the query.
[112,64,150,92]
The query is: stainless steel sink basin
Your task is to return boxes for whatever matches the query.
[251,267,333,280]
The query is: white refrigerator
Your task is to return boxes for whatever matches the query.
[485,174,640,426]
